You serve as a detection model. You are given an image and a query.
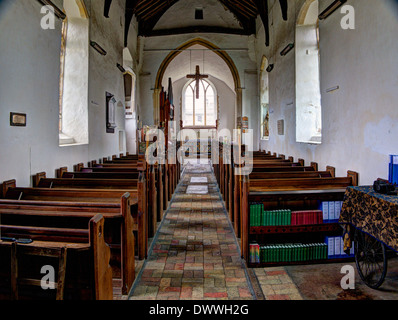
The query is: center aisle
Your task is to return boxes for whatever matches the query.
[129,162,256,300]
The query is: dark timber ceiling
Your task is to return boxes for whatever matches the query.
[103,0,288,46]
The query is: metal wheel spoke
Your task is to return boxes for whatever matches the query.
[355,229,387,289]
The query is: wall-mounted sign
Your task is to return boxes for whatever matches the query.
[10,113,27,127]
[277,119,285,136]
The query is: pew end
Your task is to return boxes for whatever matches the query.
[311,162,318,171]
[347,171,359,186]
[89,214,114,300]
[1,180,16,199]
[33,172,46,187]
[326,166,336,178]
[74,163,84,172]
[89,160,97,168]
[56,167,68,178]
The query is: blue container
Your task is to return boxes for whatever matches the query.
[389,155,398,185]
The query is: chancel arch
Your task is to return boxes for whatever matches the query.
[153,38,241,128]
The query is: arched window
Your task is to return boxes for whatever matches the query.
[296,0,322,144]
[260,56,270,140]
[59,0,89,146]
[182,79,217,128]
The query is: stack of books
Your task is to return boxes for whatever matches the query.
[258,243,328,263]
[250,204,324,227]
[320,201,343,223]
[326,236,355,259]
[389,155,398,184]
[250,204,291,226]
[291,210,323,225]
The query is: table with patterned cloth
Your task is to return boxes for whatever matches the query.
[339,186,398,253]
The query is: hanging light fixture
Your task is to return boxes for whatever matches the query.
[117,63,126,73]
[266,64,274,73]
[319,0,347,20]
[280,43,294,56]
[37,0,66,20]
[90,41,107,56]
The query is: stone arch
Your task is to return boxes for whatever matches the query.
[297,0,319,26]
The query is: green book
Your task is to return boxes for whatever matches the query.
[253,204,256,226]
[282,245,287,262]
[299,245,303,262]
[258,204,262,226]
[256,204,261,227]
[250,205,253,227]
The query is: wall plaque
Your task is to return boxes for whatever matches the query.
[10,113,27,127]
[277,119,285,136]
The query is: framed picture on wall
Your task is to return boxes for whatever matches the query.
[106,92,117,133]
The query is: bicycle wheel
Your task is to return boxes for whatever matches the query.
[355,228,387,289]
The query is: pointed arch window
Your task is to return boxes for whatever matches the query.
[183,79,217,128]
[59,0,89,146]
[296,0,322,144]
[260,56,270,140]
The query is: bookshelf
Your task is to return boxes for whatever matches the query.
[247,189,354,268]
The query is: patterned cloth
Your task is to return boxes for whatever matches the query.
[339,186,398,252]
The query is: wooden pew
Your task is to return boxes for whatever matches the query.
[0,214,113,300]
[90,157,167,226]
[55,165,161,241]
[32,173,150,260]
[95,158,169,211]
[0,184,136,295]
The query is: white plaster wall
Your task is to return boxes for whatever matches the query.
[0,0,133,187]
[258,0,398,185]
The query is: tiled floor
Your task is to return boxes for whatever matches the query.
[129,162,256,300]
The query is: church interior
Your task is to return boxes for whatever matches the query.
[0,0,398,303]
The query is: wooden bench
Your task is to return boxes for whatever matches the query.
[54,165,162,241]
[0,214,113,300]
[89,157,168,228]
[37,171,153,239]
[0,184,136,295]
[80,156,169,228]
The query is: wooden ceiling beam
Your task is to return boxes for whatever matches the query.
[229,0,258,17]
[219,0,250,20]
[135,0,165,19]
[138,0,179,36]
[104,0,113,18]
[146,25,251,37]
[218,0,256,33]
[125,0,140,47]
[138,1,173,21]
[279,0,288,21]
[253,0,269,46]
